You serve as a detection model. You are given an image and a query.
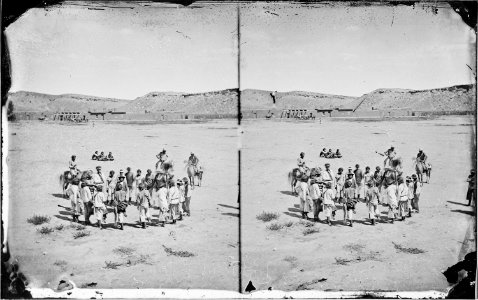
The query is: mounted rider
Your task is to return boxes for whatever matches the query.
[188,152,200,174]
[69,155,79,177]
[416,148,428,169]
[297,152,308,173]
[383,146,396,171]
[155,149,169,173]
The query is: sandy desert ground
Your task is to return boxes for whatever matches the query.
[240,116,476,292]
[5,120,239,290]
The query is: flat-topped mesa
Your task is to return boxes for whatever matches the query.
[7,91,130,112]
[120,89,239,114]
[240,89,357,110]
[7,84,476,115]
[355,84,476,112]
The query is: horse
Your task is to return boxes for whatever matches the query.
[59,170,92,197]
[186,163,203,189]
[155,161,175,188]
[414,158,431,183]
[380,157,403,191]
[287,167,316,193]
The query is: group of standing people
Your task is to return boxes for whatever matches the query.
[65,149,196,230]
[294,147,424,226]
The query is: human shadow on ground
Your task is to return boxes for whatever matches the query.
[284,211,302,219]
[288,207,301,213]
[280,191,295,196]
[222,212,239,217]
[54,214,72,222]
[52,193,67,199]
[447,200,469,207]
[451,209,474,216]
[217,204,239,210]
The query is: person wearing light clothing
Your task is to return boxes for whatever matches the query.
[182,177,192,216]
[386,184,398,223]
[136,183,151,229]
[406,176,414,218]
[93,185,107,229]
[309,178,321,222]
[157,180,169,226]
[365,180,380,225]
[321,163,335,187]
[297,152,307,173]
[131,169,144,202]
[295,176,311,220]
[343,181,357,227]
[397,177,409,221]
[67,179,83,223]
[168,179,181,223]
[177,179,185,219]
[80,181,93,225]
[322,181,336,226]
[335,168,345,202]
[106,170,116,202]
[92,166,107,194]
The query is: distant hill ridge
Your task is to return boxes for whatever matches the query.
[355,84,475,112]
[7,84,475,114]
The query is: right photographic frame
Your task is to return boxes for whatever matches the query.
[239,1,476,296]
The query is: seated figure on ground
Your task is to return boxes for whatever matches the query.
[92,151,99,160]
[335,149,342,158]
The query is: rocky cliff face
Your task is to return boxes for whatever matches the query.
[8,84,476,114]
[240,89,357,110]
[7,91,129,112]
[354,85,476,112]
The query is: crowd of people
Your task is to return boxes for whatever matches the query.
[91,151,114,161]
[64,150,200,230]
[294,147,426,226]
[319,148,342,159]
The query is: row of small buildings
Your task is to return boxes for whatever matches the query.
[11,108,474,121]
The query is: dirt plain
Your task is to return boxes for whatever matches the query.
[4,116,476,293]
[6,120,239,290]
[240,116,476,292]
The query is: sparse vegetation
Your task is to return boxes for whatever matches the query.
[335,257,353,265]
[125,254,152,266]
[393,242,426,254]
[73,230,90,239]
[53,260,68,267]
[283,256,298,264]
[256,211,279,222]
[113,246,135,256]
[283,221,294,227]
[104,261,123,269]
[27,215,50,226]
[162,245,196,257]
[55,224,65,231]
[299,220,315,227]
[267,222,284,231]
[37,226,54,235]
[302,227,320,235]
[344,243,365,253]
[69,224,86,231]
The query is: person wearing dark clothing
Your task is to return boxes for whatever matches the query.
[466,169,476,206]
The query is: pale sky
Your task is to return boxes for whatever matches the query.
[6,1,238,99]
[6,1,476,99]
[240,2,476,96]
